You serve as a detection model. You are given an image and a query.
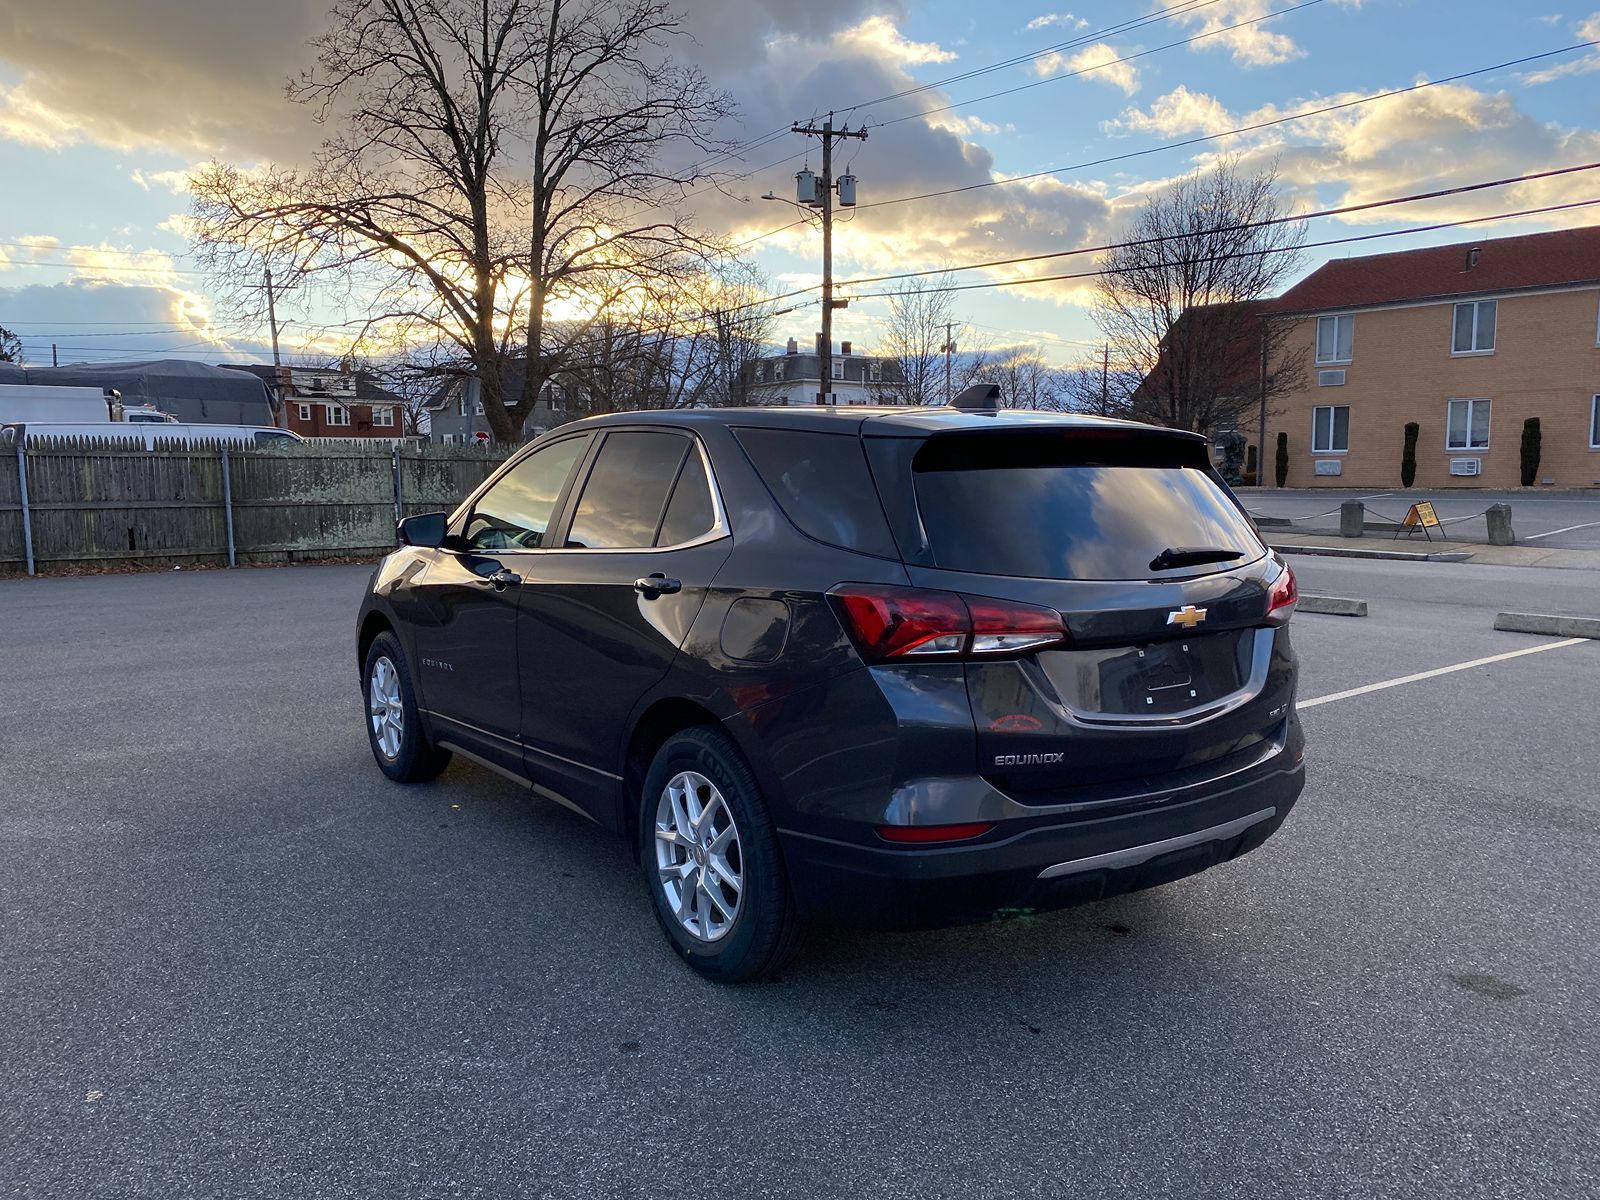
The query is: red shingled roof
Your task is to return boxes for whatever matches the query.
[1273,224,1600,314]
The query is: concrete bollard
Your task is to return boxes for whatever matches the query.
[1340,500,1365,538]
[1486,503,1514,546]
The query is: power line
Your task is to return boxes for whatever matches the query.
[852,41,1600,216]
[677,0,1230,180]
[846,198,1600,302]
[876,0,1329,131]
[832,160,1600,290]
[725,35,1597,256]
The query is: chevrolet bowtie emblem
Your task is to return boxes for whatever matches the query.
[1166,605,1208,629]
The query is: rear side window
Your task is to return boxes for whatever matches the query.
[567,431,690,550]
[656,449,718,546]
[734,427,898,559]
[913,433,1263,580]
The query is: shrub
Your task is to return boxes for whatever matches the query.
[1520,417,1541,487]
[1274,431,1288,488]
[1401,422,1419,488]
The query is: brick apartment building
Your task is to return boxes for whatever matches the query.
[1263,225,1600,489]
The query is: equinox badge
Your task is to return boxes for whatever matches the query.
[1166,605,1208,629]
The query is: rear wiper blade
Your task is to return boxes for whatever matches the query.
[1150,546,1245,571]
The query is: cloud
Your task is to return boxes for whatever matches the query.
[1107,85,1239,136]
[926,112,1012,137]
[1170,0,1306,68]
[1110,81,1600,239]
[836,15,957,65]
[1031,43,1140,94]
[1521,12,1600,83]
[0,278,244,366]
[1027,12,1089,31]
[130,168,194,194]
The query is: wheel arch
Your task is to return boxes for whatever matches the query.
[357,609,395,674]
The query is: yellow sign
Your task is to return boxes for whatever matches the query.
[1402,501,1441,528]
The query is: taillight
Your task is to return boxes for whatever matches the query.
[876,822,995,844]
[828,584,1067,662]
[1266,562,1298,625]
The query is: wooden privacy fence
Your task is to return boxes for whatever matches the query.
[0,437,511,575]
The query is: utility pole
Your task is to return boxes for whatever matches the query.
[941,322,955,405]
[265,266,286,428]
[1099,343,1110,416]
[789,117,866,405]
[52,343,58,368]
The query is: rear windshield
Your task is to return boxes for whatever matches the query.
[913,433,1263,580]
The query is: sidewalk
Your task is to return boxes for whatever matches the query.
[1266,529,1600,570]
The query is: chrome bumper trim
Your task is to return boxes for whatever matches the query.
[1036,806,1277,880]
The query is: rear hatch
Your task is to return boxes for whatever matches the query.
[863,422,1294,797]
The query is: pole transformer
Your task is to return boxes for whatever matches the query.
[791,117,866,405]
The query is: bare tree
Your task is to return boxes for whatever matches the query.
[990,346,1068,411]
[1092,158,1306,436]
[870,272,987,406]
[190,0,733,443]
[0,325,21,363]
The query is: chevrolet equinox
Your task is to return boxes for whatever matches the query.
[356,407,1304,981]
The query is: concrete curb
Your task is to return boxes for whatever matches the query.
[1493,612,1600,639]
[1272,543,1473,563]
[1299,595,1369,617]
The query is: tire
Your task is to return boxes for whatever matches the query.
[639,727,803,983]
[362,631,452,783]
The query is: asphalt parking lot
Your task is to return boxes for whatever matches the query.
[3,560,1598,1199]
[1241,488,1600,549]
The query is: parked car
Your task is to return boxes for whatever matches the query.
[356,407,1304,981]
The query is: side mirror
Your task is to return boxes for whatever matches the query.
[397,511,448,548]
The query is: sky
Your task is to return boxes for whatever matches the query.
[1,0,1598,372]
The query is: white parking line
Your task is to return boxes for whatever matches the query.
[1522,520,1600,541]
[1299,638,1589,709]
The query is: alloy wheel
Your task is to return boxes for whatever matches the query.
[368,655,404,759]
[654,770,744,942]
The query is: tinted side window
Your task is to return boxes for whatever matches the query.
[567,431,689,549]
[465,437,586,551]
[733,427,898,559]
[656,448,717,546]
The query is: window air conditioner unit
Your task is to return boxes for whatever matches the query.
[1449,458,1482,476]
[1317,369,1346,387]
[1314,459,1343,476]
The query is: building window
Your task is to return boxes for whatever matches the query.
[1312,405,1350,453]
[831,360,844,380]
[297,403,311,422]
[1447,398,1491,450]
[1452,300,1497,354]
[1315,315,1353,364]
[373,406,394,427]
[325,404,350,427]
[868,361,882,382]
[474,400,484,416]
[774,360,785,380]
[1591,395,1600,449]
[439,433,457,445]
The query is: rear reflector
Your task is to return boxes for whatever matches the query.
[828,584,1067,662]
[1266,562,1299,625]
[876,822,996,844]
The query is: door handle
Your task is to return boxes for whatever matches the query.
[487,567,522,590]
[634,574,682,597]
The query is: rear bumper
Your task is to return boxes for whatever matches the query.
[778,755,1304,930]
